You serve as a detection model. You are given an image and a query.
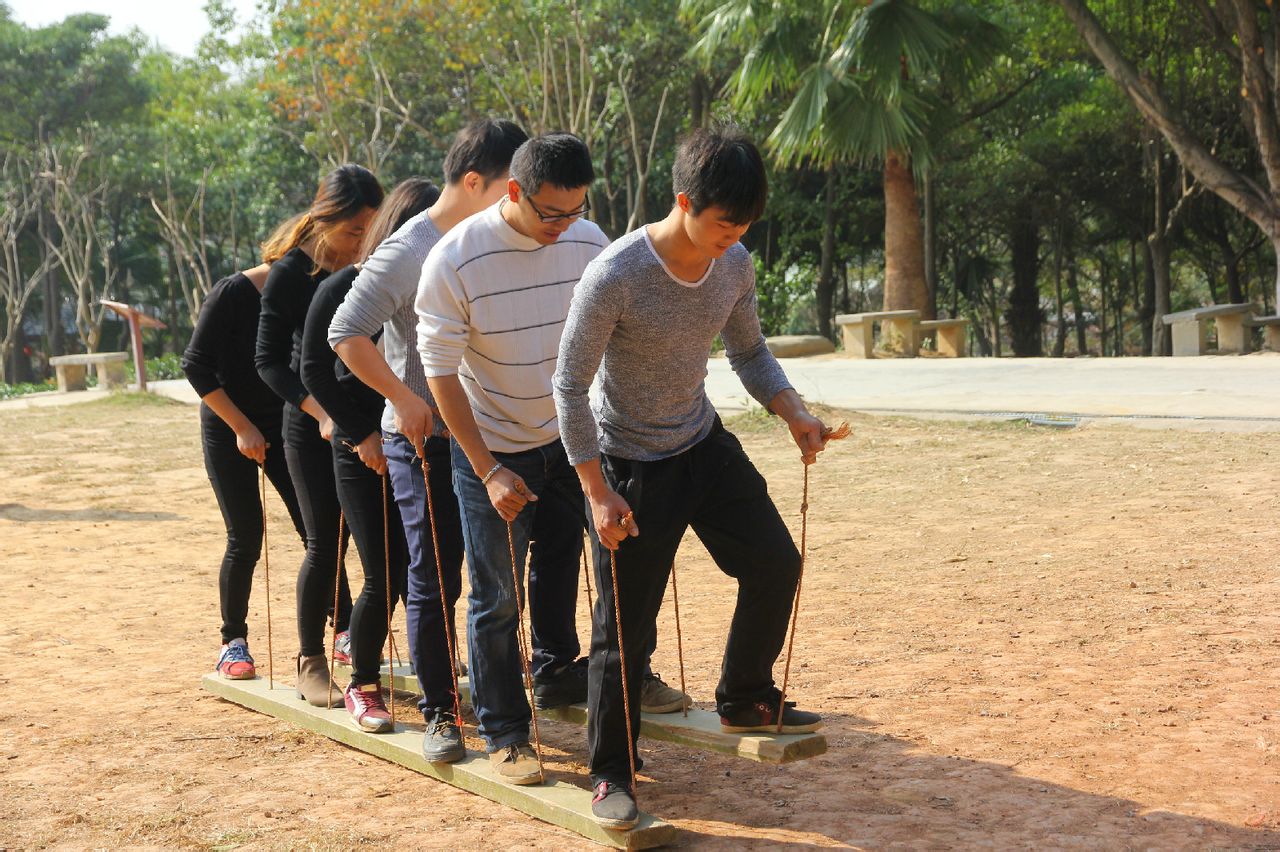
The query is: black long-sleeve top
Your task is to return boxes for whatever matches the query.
[300,266,384,445]
[182,272,281,423]
[255,246,330,409]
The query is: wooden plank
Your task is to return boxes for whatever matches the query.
[201,674,676,850]
[335,661,827,765]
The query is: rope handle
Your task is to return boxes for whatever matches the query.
[259,465,274,689]
[507,521,546,782]
[776,420,850,732]
[422,459,465,739]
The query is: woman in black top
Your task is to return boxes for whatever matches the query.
[301,178,440,732]
[181,237,307,680]
[255,164,384,707]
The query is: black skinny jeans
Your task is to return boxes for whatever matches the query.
[201,408,306,645]
[586,420,801,787]
[332,431,409,685]
[283,403,353,656]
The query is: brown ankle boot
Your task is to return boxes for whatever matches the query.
[295,653,342,707]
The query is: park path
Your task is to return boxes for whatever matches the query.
[8,353,1279,430]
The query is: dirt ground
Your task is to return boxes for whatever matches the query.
[2,393,1279,850]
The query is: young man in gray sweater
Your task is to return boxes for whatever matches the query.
[553,127,836,828]
[328,119,527,761]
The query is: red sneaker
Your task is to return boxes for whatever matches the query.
[344,682,394,733]
[215,640,256,680]
[333,630,352,665]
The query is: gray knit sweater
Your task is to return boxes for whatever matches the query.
[553,227,792,465]
[327,208,447,436]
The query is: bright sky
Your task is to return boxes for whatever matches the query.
[7,0,259,56]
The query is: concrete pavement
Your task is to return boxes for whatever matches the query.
[7,354,1279,432]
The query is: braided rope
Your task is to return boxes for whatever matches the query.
[669,560,688,718]
[259,465,274,689]
[609,534,638,795]
[382,473,397,727]
[328,511,345,709]
[507,520,545,781]
[421,458,464,737]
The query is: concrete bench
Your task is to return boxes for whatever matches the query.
[1162,303,1252,355]
[1247,315,1280,352]
[835,310,922,358]
[764,334,836,357]
[918,318,970,357]
[48,352,129,392]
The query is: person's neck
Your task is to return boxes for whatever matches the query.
[498,196,539,240]
[298,237,328,270]
[242,263,271,292]
[428,183,485,234]
[646,208,712,282]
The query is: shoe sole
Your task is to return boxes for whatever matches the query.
[297,690,344,708]
[421,745,465,764]
[533,697,585,710]
[498,770,544,786]
[218,670,256,681]
[720,720,823,734]
[354,717,394,733]
[641,698,689,714]
[594,814,639,830]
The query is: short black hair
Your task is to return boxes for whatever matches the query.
[672,126,768,225]
[443,119,528,185]
[509,133,595,196]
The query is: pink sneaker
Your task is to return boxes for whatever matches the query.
[333,630,352,665]
[215,640,256,680]
[344,682,394,733]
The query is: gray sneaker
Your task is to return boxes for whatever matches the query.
[640,672,692,714]
[420,708,465,763]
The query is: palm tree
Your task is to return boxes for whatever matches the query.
[685,0,1003,331]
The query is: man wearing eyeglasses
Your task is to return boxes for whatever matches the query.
[416,133,607,786]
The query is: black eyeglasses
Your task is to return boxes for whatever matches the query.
[524,193,590,223]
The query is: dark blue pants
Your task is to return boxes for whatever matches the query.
[384,433,465,716]
[451,437,583,751]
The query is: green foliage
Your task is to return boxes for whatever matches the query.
[0,380,55,400]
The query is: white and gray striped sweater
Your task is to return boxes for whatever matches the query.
[415,200,608,453]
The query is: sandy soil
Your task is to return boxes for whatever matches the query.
[2,394,1279,850]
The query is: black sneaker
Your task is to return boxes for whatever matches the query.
[591,780,638,829]
[420,708,465,763]
[532,657,588,708]
[719,696,823,734]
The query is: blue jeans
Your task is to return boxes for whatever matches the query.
[384,433,465,716]
[451,437,584,751]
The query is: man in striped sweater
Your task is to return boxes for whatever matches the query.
[417,134,607,785]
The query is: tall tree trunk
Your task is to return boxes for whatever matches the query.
[1139,239,1155,355]
[1053,224,1066,357]
[816,168,837,339]
[1149,234,1172,355]
[1068,248,1087,355]
[1006,213,1042,357]
[923,169,938,318]
[882,151,930,315]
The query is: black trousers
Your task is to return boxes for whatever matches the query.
[332,431,409,685]
[283,403,353,656]
[586,420,801,786]
[201,407,306,645]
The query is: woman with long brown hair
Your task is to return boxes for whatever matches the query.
[182,214,309,681]
[299,178,440,730]
[255,164,384,706]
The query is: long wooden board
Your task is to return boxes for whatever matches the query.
[334,661,827,764]
[201,673,676,850]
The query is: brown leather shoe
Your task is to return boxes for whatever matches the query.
[489,743,543,785]
[295,653,342,707]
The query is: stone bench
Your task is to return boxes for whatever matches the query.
[1162,303,1252,355]
[1247,315,1280,352]
[764,334,836,357]
[918,318,970,358]
[835,310,922,358]
[48,352,130,392]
